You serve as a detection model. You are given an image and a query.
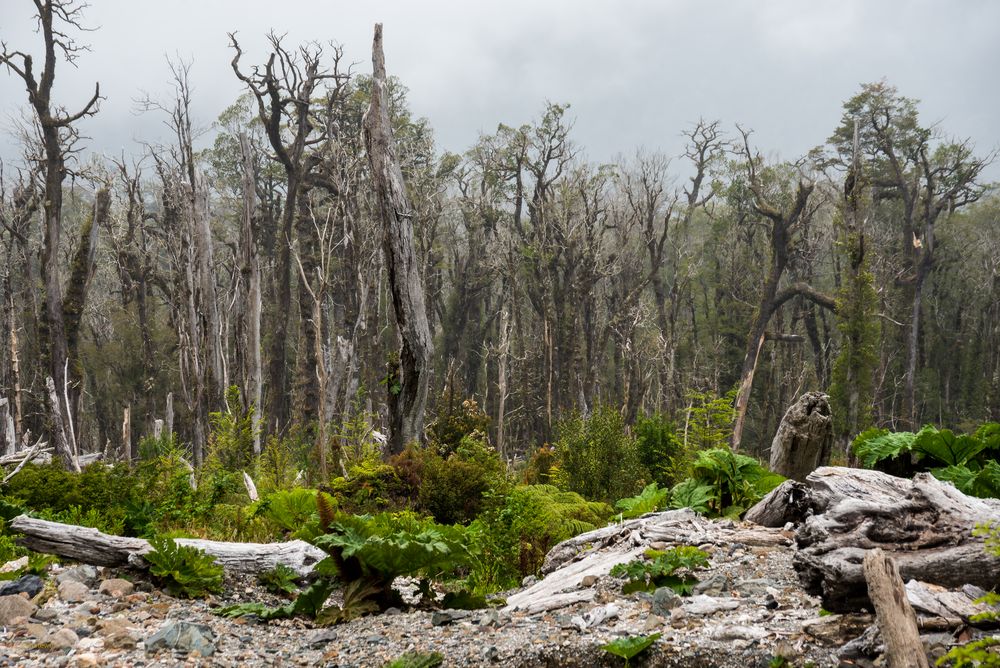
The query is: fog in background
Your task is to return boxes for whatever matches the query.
[2,0,998,176]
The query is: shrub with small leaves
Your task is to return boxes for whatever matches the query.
[144,536,224,598]
[384,651,444,668]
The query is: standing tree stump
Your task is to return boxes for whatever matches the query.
[769,391,832,481]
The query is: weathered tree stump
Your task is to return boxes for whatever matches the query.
[768,391,832,481]
[793,467,1000,612]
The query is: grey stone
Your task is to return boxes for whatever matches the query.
[45,627,79,649]
[98,578,134,598]
[306,628,339,647]
[709,624,770,641]
[144,621,216,656]
[55,565,97,587]
[733,578,771,597]
[57,580,90,603]
[521,575,538,587]
[683,594,740,616]
[651,586,682,615]
[0,594,37,624]
[34,607,59,622]
[692,573,729,596]
[0,575,43,598]
[431,609,472,626]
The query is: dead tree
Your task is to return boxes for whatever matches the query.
[230,31,349,435]
[363,24,434,455]
[730,129,836,450]
[1,0,101,452]
[141,60,221,465]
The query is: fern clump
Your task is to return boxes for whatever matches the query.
[610,546,709,594]
[144,537,223,598]
[467,484,612,592]
[257,564,299,595]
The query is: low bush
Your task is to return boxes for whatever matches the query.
[553,406,648,503]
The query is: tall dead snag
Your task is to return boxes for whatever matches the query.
[1,0,101,451]
[237,134,263,457]
[863,549,929,668]
[363,24,434,455]
[730,129,835,450]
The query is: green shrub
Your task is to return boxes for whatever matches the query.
[522,445,557,485]
[615,482,671,519]
[427,391,491,457]
[635,413,688,487]
[330,460,416,515]
[418,433,507,525]
[207,385,261,472]
[553,406,647,502]
[671,448,784,517]
[682,389,737,451]
[610,546,709,594]
[468,484,611,592]
[144,536,224,598]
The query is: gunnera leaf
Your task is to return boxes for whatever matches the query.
[383,651,445,668]
[601,632,661,662]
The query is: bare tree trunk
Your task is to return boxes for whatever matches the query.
[363,24,434,455]
[45,376,78,471]
[122,406,131,463]
[165,392,174,441]
[238,134,263,456]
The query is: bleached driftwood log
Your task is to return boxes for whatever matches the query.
[504,508,792,614]
[9,515,325,577]
[768,391,832,481]
[744,479,809,527]
[863,549,929,668]
[793,467,1000,612]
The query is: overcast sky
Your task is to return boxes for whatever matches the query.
[1,0,998,178]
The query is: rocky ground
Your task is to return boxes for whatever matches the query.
[0,528,873,668]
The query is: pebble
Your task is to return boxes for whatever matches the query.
[0,574,44,598]
[0,593,37,624]
[98,578,135,598]
[46,627,80,649]
[57,580,90,603]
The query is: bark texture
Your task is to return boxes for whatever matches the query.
[793,467,1000,612]
[363,24,433,454]
[768,391,833,481]
[863,549,930,668]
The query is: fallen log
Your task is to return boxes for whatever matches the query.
[864,548,929,668]
[793,467,1000,612]
[9,515,326,577]
[508,508,791,614]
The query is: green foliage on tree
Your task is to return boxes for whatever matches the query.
[553,406,647,502]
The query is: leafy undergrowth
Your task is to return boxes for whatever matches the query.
[610,546,709,595]
[144,537,224,598]
[601,633,661,667]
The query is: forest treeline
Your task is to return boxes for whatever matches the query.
[0,4,998,477]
